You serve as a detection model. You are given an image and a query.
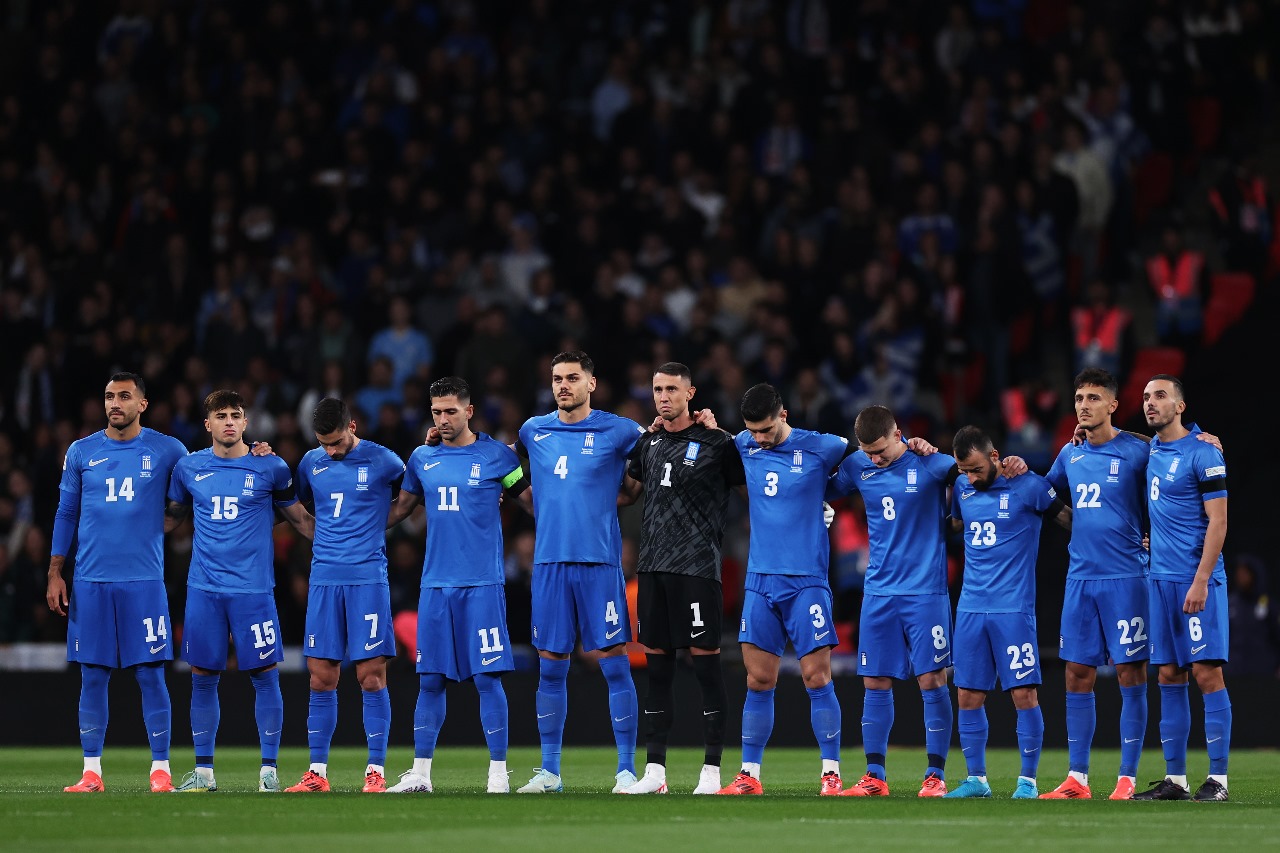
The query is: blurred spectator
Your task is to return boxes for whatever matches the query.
[1145,223,1206,350]
[1226,554,1280,678]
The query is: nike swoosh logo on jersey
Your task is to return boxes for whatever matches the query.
[259,650,274,659]
[481,655,501,665]
[1125,644,1146,656]
[80,728,97,734]
[307,730,321,735]
[961,491,973,499]
[927,727,944,733]
[605,628,622,639]
[194,472,216,481]
[934,653,948,663]
[311,466,328,475]
[1024,748,1036,754]
[424,461,443,471]
[537,713,555,719]
[194,731,210,737]
[150,644,166,654]
[1160,737,1172,744]
[691,631,705,638]
[814,631,830,641]
[413,725,429,731]
[367,732,384,738]
[1016,669,1033,679]
[826,731,840,739]
[614,716,632,722]
[89,458,109,466]
[749,447,763,455]
[703,710,719,716]
[265,730,280,737]
[534,433,552,442]
[364,640,384,651]
[1207,736,1222,744]
[1191,643,1207,653]
[486,728,504,735]
[650,439,661,445]
[150,729,168,738]
[1124,738,1139,744]
[1070,454,1085,463]
[861,471,876,480]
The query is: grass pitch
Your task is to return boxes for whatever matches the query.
[1,746,1276,851]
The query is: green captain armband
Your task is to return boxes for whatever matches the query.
[501,466,524,489]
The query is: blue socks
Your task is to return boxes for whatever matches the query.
[1118,684,1147,777]
[414,673,447,759]
[958,707,988,777]
[862,687,893,779]
[190,673,220,767]
[307,689,338,765]
[1065,691,1095,774]
[922,685,951,778]
[599,655,637,775]
[807,682,841,761]
[1158,682,1190,776]
[475,673,509,761]
[250,668,283,766]
[1203,687,1231,775]
[363,687,391,767]
[135,663,171,761]
[741,687,775,767]
[1016,706,1043,779]
[78,664,110,759]
[535,658,569,775]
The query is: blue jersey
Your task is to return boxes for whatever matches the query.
[168,449,297,594]
[518,409,644,565]
[54,428,188,583]
[403,433,524,588]
[1147,425,1227,583]
[297,439,406,585]
[951,472,1059,613]
[736,428,849,578]
[1045,432,1149,581]
[827,446,957,595]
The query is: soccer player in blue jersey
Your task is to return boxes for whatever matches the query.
[1132,375,1231,802]
[825,404,967,797]
[164,390,314,793]
[286,398,407,794]
[513,352,646,795]
[1039,368,1155,800]
[943,425,1071,800]
[382,377,531,794]
[47,373,189,793]
[716,384,851,796]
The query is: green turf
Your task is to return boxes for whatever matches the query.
[1,746,1276,851]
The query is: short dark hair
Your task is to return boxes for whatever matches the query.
[108,371,146,397]
[1074,367,1119,397]
[552,350,595,375]
[203,389,245,416]
[739,383,783,422]
[1149,373,1185,400]
[312,397,352,434]
[429,376,471,403]
[952,424,994,460]
[854,405,897,444]
[654,362,692,382]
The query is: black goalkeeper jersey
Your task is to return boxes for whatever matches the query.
[626,423,746,580]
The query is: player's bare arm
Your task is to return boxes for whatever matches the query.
[618,474,643,507]
[164,498,190,533]
[278,501,316,540]
[385,489,423,528]
[1048,500,1073,532]
[907,436,938,455]
[46,554,68,615]
[1184,496,1227,614]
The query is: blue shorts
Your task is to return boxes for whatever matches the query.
[1149,577,1229,668]
[856,593,953,679]
[68,579,174,668]
[953,611,1041,691]
[182,587,284,671]
[304,584,396,662]
[416,585,514,681]
[531,562,630,654]
[738,572,836,660]
[1059,576,1149,667]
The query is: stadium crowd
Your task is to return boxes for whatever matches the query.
[0,0,1276,667]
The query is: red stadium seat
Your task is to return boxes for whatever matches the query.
[1202,271,1256,347]
[1053,412,1080,451]
[1116,347,1187,425]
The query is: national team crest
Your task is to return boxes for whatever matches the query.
[684,442,701,466]
[1166,459,1179,481]
[140,454,153,478]
[357,466,370,490]
[470,463,481,479]
[1110,459,1120,475]
[791,449,803,472]
[244,473,254,489]
[999,493,1009,510]
[582,433,595,455]
[907,469,918,485]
